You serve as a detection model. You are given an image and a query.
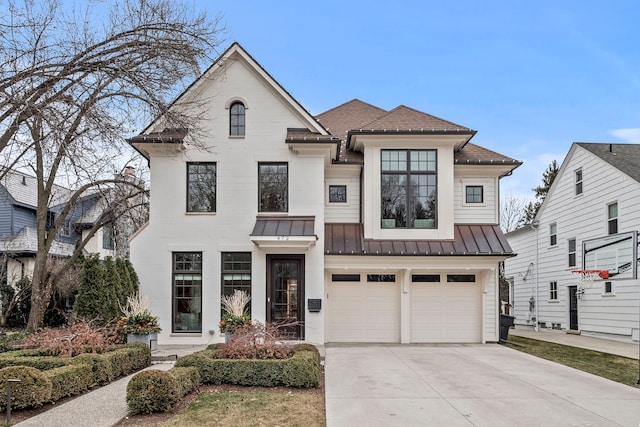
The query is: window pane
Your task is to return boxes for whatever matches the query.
[259,163,288,212]
[187,163,216,212]
[381,174,407,227]
[230,102,245,136]
[608,203,617,218]
[173,252,202,333]
[221,253,251,310]
[329,185,347,203]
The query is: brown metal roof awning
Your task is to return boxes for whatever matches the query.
[250,216,317,249]
[325,223,515,256]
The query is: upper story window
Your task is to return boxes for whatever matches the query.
[258,163,288,212]
[575,169,583,195]
[607,202,618,235]
[187,162,216,213]
[381,150,437,229]
[329,185,347,203]
[549,223,557,246]
[230,102,245,136]
[568,238,576,267]
[102,223,114,250]
[465,185,483,204]
[60,219,71,237]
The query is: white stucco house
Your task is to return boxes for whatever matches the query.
[505,143,640,343]
[128,42,521,345]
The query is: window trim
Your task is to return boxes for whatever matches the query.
[328,184,348,204]
[602,281,614,295]
[568,238,577,268]
[380,149,437,229]
[464,185,484,205]
[549,281,558,301]
[221,252,252,314]
[549,223,557,247]
[258,162,288,213]
[60,219,71,237]
[186,162,217,213]
[575,168,583,195]
[172,252,203,334]
[229,101,246,136]
[607,202,618,235]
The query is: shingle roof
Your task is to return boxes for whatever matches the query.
[0,169,72,208]
[454,143,522,166]
[325,223,515,256]
[356,105,473,134]
[128,128,188,143]
[285,128,341,143]
[0,226,76,256]
[576,143,640,183]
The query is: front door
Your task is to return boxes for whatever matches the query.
[568,286,579,330]
[267,255,304,339]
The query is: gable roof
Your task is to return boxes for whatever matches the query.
[357,105,472,134]
[576,143,640,183]
[0,169,72,208]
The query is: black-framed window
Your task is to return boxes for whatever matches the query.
[60,219,71,237]
[575,169,583,195]
[447,274,476,282]
[173,252,202,333]
[568,238,576,267]
[102,223,114,250]
[367,274,396,282]
[603,281,613,294]
[329,185,347,203]
[549,281,558,300]
[187,162,216,212]
[381,149,437,229]
[258,163,288,212]
[607,202,618,235]
[221,252,251,313]
[549,223,557,246]
[46,211,55,231]
[331,274,361,282]
[230,102,245,136]
[412,274,440,282]
[465,185,483,203]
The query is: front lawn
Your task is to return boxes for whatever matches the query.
[505,335,639,386]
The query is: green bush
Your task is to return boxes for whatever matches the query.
[175,350,320,388]
[291,343,321,364]
[0,356,70,370]
[45,363,94,401]
[71,353,114,386]
[126,370,179,415]
[170,366,201,398]
[104,343,150,378]
[0,366,52,410]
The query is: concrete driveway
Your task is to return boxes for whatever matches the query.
[325,344,640,427]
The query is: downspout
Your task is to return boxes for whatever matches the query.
[531,220,540,332]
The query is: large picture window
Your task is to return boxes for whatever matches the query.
[187,163,216,212]
[258,163,288,212]
[221,253,252,313]
[173,252,202,333]
[381,150,437,229]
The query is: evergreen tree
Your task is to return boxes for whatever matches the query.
[125,260,140,294]
[116,258,135,301]
[74,255,117,324]
[522,160,559,224]
[104,257,125,316]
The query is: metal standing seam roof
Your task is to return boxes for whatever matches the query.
[324,223,515,256]
[251,216,316,237]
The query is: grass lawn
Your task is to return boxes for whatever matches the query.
[119,386,326,427]
[505,335,640,386]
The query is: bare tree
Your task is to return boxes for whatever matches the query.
[0,0,226,330]
[500,193,528,233]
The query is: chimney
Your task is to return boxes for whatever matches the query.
[123,166,136,176]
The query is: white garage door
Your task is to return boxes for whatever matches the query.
[327,277,400,342]
[410,280,482,343]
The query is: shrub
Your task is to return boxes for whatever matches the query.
[0,356,70,371]
[170,366,201,398]
[291,343,321,364]
[126,370,179,414]
[71,353,113,386]
[0,366,52,410]
[0,332,28,353]
[282,351,321,388]
[217,322,292,360]
[104,343,151,378]
[45,363,93,401]
[175,354,218,383]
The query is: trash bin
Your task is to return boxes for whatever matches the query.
[499,314,515,343]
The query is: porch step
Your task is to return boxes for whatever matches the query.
[151,354,178,362]
[566,329,581,335]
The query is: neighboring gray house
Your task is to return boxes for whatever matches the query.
[0,168,145,286]
[505,143,640,343]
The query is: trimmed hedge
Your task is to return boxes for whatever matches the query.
[175,349,321,388]
[71,353,114,386]
[0,356,70,371]
[127,370,180,415]
[0,366,52,411]
[171,366,201,398]
[104,343,151,378]
[45,363,94,401]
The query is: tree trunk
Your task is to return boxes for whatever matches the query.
[26,251,52,331]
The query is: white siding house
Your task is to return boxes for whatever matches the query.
[505,143,640,343]
[129,43,521,345]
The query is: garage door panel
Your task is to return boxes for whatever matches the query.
[411,282,481,343]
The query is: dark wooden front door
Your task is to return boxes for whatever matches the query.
[267,255,304,339]
[568,286,579,330]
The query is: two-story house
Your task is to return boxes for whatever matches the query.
[128,43,521,345]
[505,143,640,343]
[0,168,143,286]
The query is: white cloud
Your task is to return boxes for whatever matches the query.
[609,128,640,144]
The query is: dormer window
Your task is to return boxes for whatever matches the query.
[381,149,437,229]
[230,102,245,136]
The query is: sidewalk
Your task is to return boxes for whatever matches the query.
[510,328,640,360]
[15,345,207,427]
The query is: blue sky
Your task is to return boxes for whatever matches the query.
[202,1,639,200]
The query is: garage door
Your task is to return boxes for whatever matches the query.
[410,279,481,343]
[327,275,400,342]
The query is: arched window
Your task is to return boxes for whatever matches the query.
[230,102,245,136]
